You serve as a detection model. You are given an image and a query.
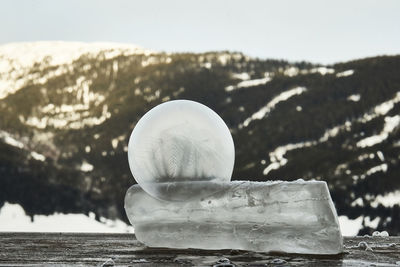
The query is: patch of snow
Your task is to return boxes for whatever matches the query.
[0,202,134,233]
[283,66,299,77]
[218,54,230,65]
[43,103,88,114]
[377,151,385,161]
[162,96,171,102]
[225,73,271,92]
[172,87,185,97]
[141,56,160,67]
[23,116,48,129]
[0,130,24,149]
[365,163,388,176]
[241,86,306,127]
[201,62,212,69]
[31,151,45,161]
[224,85,235,92]
[358,153,370,162]
[364,216,380,229]
[351,197,364,207]
[336,70,354,77]
[111,139,119,149]
[24,103,111,130]
[80,161,94,172]
[347,94,361,102]
[320,126,339,142]
[357,115,400,148]
[309,67,335,75]
[0,65,71,99]
[338,215,363,236]
[231,72,250,80]
[334,163,348,176]
[262,162,281,175]
[263,140,316,175]
[371,191,400,208]
[112,60,118,74]
[111,135,125,149]
[360,92,400,123]
[143,89,161,102]
[281,66,334,77]
[375,101,397,117]
[236,76,271,88]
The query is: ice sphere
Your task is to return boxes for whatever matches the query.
[125,180,343,254]
[128,100,235,201]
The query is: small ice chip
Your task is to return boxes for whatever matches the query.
[380,231,389,237]
[372,231,389,237]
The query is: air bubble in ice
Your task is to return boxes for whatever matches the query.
[128,100,235,201]
[357,241,368,248]
[270,258,287,265]
[213,258,235,267]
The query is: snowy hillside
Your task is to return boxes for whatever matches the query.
[0,42,152,99]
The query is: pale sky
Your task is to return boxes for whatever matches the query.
[1,0,399,64]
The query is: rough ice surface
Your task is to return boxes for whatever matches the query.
[125,180,343,254]
[127,100,235,201]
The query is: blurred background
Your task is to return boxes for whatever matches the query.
[0,0,399,236]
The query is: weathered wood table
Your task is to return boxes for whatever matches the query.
[0,233,399,266]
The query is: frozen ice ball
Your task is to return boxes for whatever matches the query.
[128,100,235,201]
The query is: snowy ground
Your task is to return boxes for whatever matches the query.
[0,202,134,233]
[338,216,363,236]
[0,202,364,236]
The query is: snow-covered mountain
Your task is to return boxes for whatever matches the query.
[0,42,399,235]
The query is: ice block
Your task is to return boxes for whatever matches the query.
[125,180,343,254]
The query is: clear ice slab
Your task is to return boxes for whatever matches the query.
[125,180,343,254]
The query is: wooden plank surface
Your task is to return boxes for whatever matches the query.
[0,233,399,266]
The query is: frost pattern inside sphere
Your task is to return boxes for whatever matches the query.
[128,100,235,201]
